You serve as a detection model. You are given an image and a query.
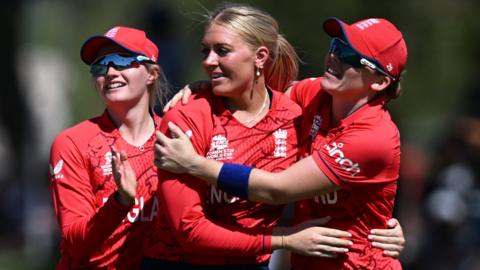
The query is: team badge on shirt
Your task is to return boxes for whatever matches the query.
[206,135,234,160]
[273,129,288,157]
[101,151,113,176]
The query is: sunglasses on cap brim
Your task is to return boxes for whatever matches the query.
[90,53,153,77]
[328,38,395,81]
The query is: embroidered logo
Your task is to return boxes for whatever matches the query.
[101,151,113,176]
[309,115,323,138]
[273,129,288,157]
[50,160,64,180]
[355,19,381,30]
[323,142,361,176]
[206,135,234,160]
[105,27,119,38]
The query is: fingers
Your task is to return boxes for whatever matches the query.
[382,250,400,258]
[370,228,402,237]
[371,242,403,254]
[181,87,192,104]
[387,218,399,228]
[155,130,170,146]
[163,89,184,113]
[167,122,187,139]
[315,235,353,247]
[162,100,172,113]
[368,234,404,246]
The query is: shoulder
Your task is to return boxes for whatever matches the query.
[290,77,326,107]
[164,89,214,121]
[160,89,215,139]
[52,116,103,148]
[271,89,302,117]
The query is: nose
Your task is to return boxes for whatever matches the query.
[105,64,121,76]
[202,50,218,69]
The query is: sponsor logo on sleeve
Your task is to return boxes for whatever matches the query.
[323,142,361,176]
[50,160,64,180]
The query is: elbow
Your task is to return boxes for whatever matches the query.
[253,185,289,205]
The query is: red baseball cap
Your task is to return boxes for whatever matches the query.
[323,17,407,79]
[80,26,159,65]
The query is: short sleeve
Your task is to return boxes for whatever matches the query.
[312,129,400,188]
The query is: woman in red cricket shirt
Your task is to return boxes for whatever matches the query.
[49,26,170,269]
[155,16,408,270]
[140,3,359,270]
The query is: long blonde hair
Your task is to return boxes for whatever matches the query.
[206,3,299,92]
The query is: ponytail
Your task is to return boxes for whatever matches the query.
[266,34,299,92]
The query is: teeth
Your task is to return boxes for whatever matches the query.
[211,73,223,79]
[327,67,337,75]
[107,82,123,89]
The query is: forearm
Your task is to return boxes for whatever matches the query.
[60,193,130,259]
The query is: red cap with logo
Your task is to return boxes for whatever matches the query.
[80,26,158,65]
[323,17,407,79]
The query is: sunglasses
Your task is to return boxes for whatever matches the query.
[90,53,152,76]
[328,38,395,80]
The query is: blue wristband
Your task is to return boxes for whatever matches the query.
[217,162,253,199]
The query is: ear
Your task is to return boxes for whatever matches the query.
[370,76,392,92]
[255,46,270,68]
[146,64,160,86]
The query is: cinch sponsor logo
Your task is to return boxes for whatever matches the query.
[207,185,240,205]
[50,160,64,180]
[102,196,159,223]
[323,142,360,176]
[355,18,380,30]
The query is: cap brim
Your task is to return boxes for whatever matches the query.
[323,17,349,39]
[80,36,140,65]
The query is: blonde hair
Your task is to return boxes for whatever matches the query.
[206,3,299,92]
[145,63,172,109]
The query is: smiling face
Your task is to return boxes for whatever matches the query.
[321,50,385,100]
[92,43,152,107]
[201,23,258,98]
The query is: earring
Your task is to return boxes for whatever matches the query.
[256,66,261,77]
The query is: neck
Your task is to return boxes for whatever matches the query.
[224,81,269,126]
[330,93,376,126]
[107,101,154,147]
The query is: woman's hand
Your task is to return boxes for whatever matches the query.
[154,122,200,174]
[162,80,211,112]
[368,218,405,258]
[280,217,353,258]
[111,146,137,206]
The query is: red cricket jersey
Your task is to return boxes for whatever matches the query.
[49,111,161,270]
[143,89,302,265]
[289,78,402,270]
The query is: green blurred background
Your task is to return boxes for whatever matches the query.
[1,0,480,269]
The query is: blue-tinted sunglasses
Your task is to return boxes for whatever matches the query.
[329,38,395,80]
[90,53,152,76]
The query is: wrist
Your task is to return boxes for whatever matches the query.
[115,191,135,206]
[272,227,286,250]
